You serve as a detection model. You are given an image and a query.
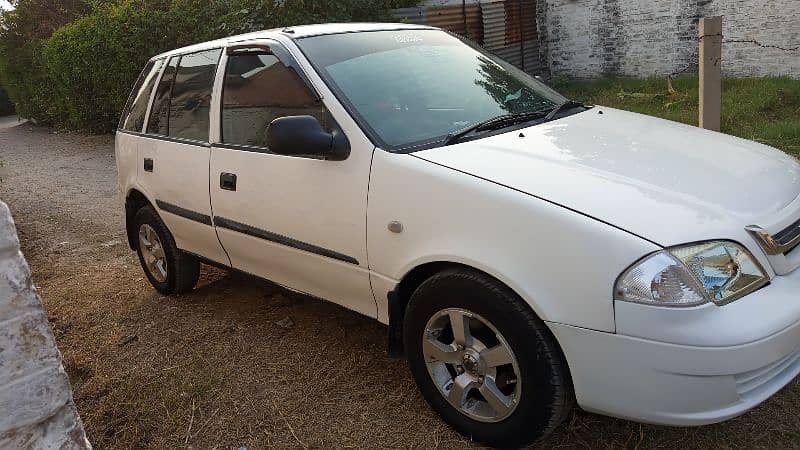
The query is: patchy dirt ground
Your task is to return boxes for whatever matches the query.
[1,123,798,449]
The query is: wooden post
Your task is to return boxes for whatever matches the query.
[699,16,722,131]
[519,0,525,71]
[462,0,468,38]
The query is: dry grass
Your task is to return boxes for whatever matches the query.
[2,125,799,449]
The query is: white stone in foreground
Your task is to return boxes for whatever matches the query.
[0,201,91,449]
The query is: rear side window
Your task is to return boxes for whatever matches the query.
[119,59,163,132]
[168,49,222,142]
[221,50,327,148]
[147,56,179,136]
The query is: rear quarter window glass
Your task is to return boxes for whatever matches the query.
[120,59,163,132]
[147,56,179,135]
[221,51,326,148]
[168,49,222,142]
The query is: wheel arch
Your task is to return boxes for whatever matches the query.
[387,260,552,357]
[125,188,155,250]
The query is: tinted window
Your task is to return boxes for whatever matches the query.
[169,49,222,142]
[120,59,163,132]
[222,50,326,148]
[147,56,178,135]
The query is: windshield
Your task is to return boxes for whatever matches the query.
[296,29,567,151]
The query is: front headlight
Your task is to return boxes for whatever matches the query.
[614,241,769,307]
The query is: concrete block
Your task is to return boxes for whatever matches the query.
[0,201,91,448]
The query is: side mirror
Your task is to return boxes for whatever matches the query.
[266,115,350,161]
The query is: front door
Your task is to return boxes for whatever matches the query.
[209,40,377,317]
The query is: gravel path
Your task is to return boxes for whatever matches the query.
[1,122,798,449]
[0,115,26,129]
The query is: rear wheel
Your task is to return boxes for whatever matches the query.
[404,268,573,447]
[134,206,200,295]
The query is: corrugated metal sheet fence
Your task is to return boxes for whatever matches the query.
[393,0,544,75]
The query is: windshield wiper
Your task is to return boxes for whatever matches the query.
[442,110,547,146]
[542,99,585,123]
[441,100,585,147]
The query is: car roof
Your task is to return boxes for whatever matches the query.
[151,22,436,60]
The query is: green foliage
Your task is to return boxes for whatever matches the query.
[0,0,88,122]
[218,0,416,35]
[554,76,800,156]
[0,84,14,115]
[0,0,418,132]
[42,2,173,131]
[0,39,52,121]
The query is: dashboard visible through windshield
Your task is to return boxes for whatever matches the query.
[296,29,569,152]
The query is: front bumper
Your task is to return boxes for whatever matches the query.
[548,267,800,426]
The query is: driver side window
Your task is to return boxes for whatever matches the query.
[221,48,328,149]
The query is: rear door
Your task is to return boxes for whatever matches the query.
[208,40,376,317]
[117,58,163,205]
[137,49,229,264]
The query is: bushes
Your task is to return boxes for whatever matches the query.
[219,0,418,34]
[0,0,418,132]
[0,31,52,122]
[0,0,88,122]
[0,84,13,116]
[42,3,173,131]
[0,40,50,121]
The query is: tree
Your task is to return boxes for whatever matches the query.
[0,0,89,121]
[1,0,419,130]
[0,83,14,115]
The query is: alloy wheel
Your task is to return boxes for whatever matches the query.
[422,308,521,422]
[138,223,167,283]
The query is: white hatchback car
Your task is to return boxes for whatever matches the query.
[115,23,800,447]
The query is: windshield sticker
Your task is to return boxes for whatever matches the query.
[394,34,423,44]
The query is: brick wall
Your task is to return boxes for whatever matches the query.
[537,0,800,78]
[0,201,90,448]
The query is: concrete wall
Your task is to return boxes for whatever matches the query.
[537,0,800,78]
[0,201,90,449]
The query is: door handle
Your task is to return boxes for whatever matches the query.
[143,158,153,172]
[220,172,237,191]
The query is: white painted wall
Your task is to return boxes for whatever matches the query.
[0,201,90,449]
[537,0,800,78]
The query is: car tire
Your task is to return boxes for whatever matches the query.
[404,268,574,448]
[134,205,200,295]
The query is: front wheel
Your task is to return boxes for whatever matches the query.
[404,268,573,447]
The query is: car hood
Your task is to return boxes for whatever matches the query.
[413,107,800,247]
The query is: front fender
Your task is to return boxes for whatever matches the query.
[367,151,660,332]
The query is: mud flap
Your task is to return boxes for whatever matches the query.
[387,290,405,359]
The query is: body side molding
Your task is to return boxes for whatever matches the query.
[213,216,359,265]
[155,200,213,225]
